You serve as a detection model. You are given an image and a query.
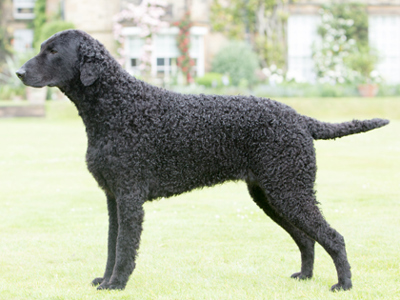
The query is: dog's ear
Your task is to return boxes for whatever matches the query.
[80,61,102,86]
[78,36,105,86]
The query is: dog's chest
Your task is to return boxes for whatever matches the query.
[85,137,143,191]
[85,139,122,191]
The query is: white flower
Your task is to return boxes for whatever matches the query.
[328,28,337,36]
[322,12,333,22]
[326,34,334,42]
[262,68,271,77]
[370,70,380,78]
[269,73,283,85]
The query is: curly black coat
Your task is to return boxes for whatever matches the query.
[17,30,389,292]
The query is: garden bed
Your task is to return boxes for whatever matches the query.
[0,103,45,117]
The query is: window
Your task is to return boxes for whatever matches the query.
[155,57,177,77]
[153,34,179,78]
[13,0,36,20]
[13,29,34,52]
[123,26,206,79]
[154,34,179,58]
[369,15,400,84]
[157,58,165,66]
[125,36,144,75]
[287,14,320,83]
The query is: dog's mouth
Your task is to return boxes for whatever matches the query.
[16,69,47,88]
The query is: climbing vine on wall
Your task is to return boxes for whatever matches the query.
[174,11,194,84]
[32,0,47,49]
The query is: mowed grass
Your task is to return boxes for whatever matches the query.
[0,98,399,299]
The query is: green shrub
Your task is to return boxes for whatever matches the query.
[344,46,380,83]
[0,55,29,100]
[211,41,258,86]
[195,73,225,88]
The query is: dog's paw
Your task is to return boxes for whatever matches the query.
[290,272,312,280]
[330,279,352,292]
[91,277,104,286]
[97,281,126,291]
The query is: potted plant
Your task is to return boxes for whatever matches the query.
[345,46,381,97]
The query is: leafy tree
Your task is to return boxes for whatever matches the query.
[38,21,75,44]
[210,0,289,69]
[0,0,13,73]
[0,28,13,73]
[33,0,47,48]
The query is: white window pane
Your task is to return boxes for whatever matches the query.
[13,29,34,52]
[127,36,144,57]
[369,15,400,84]
[154,34,179,57]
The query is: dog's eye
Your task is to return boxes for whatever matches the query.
[49,49,58,54]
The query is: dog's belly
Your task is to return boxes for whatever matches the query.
[146,142,251,199]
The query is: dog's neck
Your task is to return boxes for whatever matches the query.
[58,63,152,143]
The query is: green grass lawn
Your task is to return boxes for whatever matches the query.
[0,99,399,299]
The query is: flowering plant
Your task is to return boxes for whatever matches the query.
[173,11,195,84]
[113,0,168,77]
[262,64,284,85]
[312,9,358,84]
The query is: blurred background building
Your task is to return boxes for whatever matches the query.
[1,0,400,87]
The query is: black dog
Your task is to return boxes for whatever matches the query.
[17,30,388,291]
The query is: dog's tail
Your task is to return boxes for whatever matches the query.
[304,116,389,140]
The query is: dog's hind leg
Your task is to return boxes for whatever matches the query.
[92,193,119,287]
[259,181,352,291]
[247,181,315,280]
[97,192,145,290]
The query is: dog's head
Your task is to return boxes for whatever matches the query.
[16,29,105,88]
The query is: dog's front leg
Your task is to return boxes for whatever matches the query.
[92,193,118,286]
[97,193,144,290]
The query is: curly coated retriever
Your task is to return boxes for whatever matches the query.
[17,30,388,291]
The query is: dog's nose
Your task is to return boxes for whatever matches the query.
[16,69,26,80]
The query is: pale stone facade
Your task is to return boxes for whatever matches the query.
[64,0,120,52]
